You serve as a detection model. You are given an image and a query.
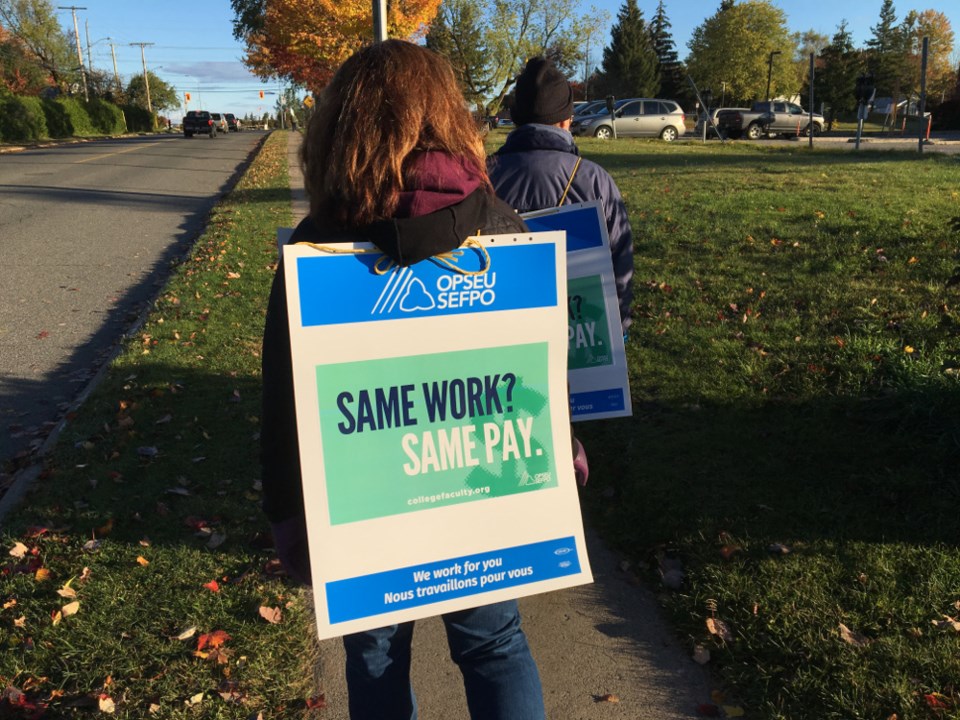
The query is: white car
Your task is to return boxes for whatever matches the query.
[571,98,687,141]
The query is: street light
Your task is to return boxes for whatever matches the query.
[766,50,782,101]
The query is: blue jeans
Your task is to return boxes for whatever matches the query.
[342,600,545,720]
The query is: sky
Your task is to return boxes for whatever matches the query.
[61,1,959,121]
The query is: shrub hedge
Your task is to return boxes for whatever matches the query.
[0,94,149,142]
[0,95,48,142]
[121,104,155,132]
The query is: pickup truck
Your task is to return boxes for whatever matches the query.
[182,110,218,138]
[716,101,825,140]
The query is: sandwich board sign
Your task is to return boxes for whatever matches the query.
[522,201,632,421]
[282,231,592,639]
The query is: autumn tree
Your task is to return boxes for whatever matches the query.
[686,0,796,104]
[903,9,955,104]
[231,0,442,92]
[0,22,50,93]
[0,0,77,90]
[649,0,686,103]
[813,21,862,128]
[596,0,659,98]
[126,71,177,112]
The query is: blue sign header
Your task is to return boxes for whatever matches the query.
[296,243,558,327]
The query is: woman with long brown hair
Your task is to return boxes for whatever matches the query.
[260,40,546,720]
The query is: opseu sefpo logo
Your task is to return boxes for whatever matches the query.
[372,268,498,316]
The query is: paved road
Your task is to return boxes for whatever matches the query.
[0,131,265,475]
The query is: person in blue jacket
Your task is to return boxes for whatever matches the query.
[488,56,634,338]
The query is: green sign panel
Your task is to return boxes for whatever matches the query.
[316,343,557,525]
[567,275,612,370]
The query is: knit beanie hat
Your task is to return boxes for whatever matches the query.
[512,57,574,126]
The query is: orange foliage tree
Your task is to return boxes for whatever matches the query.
[239,0,442,92]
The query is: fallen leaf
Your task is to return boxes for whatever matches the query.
[768,543,791,555]
[692,645,711,664]
[924,693,950,710]
[3,599,16,610]
[723,705,745,717]
[137,446,159,458]
[838,622,870,647]
[197,630,230,651]
[931,615,960,632]
[57,583,77,599]
[175,626,197,641]
[136,556,150,566]
[35,568,52,582]
[9,542,29,559]
[258,606,282,624]
[185,692,204,707]
[83,539,101,553]
[203,580,220,593]
[206,533,227,550]
[706,617,734,643]
[306,694,327,709]
[61,601,80,617]
[51,610,62,626]
[98,695,115,713]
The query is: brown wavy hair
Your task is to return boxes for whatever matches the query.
[300,40,491,229]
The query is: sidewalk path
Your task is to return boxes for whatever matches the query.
[285,131,714,719]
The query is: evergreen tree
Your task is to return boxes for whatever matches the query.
[865,0,910,99]
[814,21,862,129]
[649,0,686,102]
[597,0,659,98]
[425,0,492,113]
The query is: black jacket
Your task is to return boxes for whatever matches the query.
[260,188,526,526]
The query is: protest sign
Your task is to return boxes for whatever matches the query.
[522,201,632,421]
[282,232,592,639]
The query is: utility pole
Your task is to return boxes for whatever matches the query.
[58,6,88,101]
[84,20,92,75]
[373,0,387,42]
[765,50,781,101]
[129,42,155,113]
[110,42,121,95]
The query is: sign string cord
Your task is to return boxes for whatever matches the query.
[295,235,492,276]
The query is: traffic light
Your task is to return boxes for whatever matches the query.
[259,90,264,99]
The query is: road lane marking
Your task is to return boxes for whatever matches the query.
[74,141,163,164]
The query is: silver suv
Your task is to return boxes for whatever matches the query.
[571,98,686,141]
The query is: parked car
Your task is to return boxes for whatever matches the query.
[694,107,751,137]
[574,99,607,117]
[209,112,229,134]
[224,113,242,132]
[571,98,686,141]
[716,101,825,139]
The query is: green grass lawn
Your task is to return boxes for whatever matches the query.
[0,132,957,719]
[560,138,960,719]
